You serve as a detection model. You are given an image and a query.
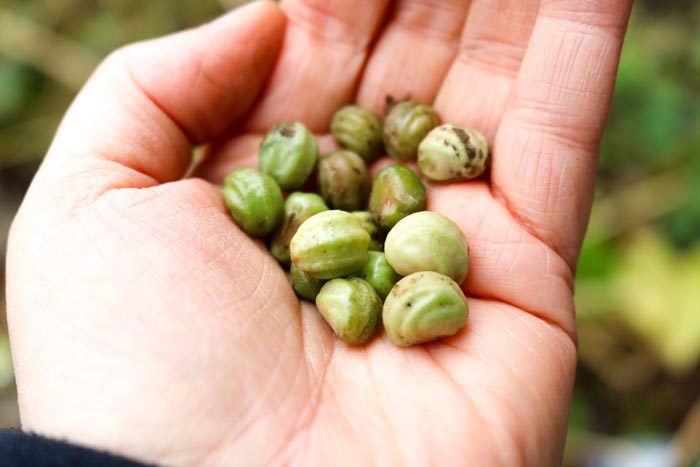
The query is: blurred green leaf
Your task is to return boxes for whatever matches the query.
[0,60,41,122]
[577,238,620,280]
[0,333,13,389]
[614,230,700,374]
[666,166,700,248]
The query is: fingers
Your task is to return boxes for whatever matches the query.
[125,2,286,145]
[492,0,633,267]
[434,0,540,140]
[42,1,285,204]
[356,0,471,114]
[244,0,391,131]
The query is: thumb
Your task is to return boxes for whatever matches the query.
[39,1,285,205]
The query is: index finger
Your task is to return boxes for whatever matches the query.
[243,0,391,132]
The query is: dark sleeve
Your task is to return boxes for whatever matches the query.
[0,429,151,467]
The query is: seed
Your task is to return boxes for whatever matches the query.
[222,167,283,237]
[383,100,441,160]
[290,210,370,279]
[270,192,329,265]
[259,122,318,191]
[351,211,385,251]
[331,105,384,162]
[317,150,370,211]
[355,251,401,300]
[383,271,468,347]
[291,264,325,301]
[417,124,490,181]
[316,277,382,345]
[369,163,426,231]
[384,211,469,283]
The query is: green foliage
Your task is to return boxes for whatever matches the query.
[0,61,41,122]
[0,334,12,389]
[600,8,700,179]
[0,0,226,168]
[665,165,700,248]
[577,238,619,280]
[614,230,700,373]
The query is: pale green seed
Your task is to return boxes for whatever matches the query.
[270,192,328,265]
[384,211,469,283]
[418,124,490,181]
[383,271,468,347]
[290,210,370,279]
[316,277,382,345]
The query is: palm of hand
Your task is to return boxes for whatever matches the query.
[7,1,632,466]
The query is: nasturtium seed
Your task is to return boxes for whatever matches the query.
[259,122,318,191]
[351,211,385,251]
[369,163,426,231]
[383,100,441,160]
[331,105,383,162]
[418,124,490,181]
[317,150,371,211]
[316,277,382,345]
[222,167,284,237]
[383,271,468,347]
[384,211,469,284]
[355,251,401,300]
[270,192,329,265]
[290,210,370,280]
[291,264,325,301]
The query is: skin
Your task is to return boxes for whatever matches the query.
[5,1,633,466]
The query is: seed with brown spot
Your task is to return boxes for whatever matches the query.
[417,124,490,182]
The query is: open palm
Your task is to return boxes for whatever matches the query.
[7,1,632,465]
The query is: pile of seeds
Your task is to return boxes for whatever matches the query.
[222,100,490,347]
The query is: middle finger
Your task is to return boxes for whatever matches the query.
[356,0,472,114]
[434,0,540,141]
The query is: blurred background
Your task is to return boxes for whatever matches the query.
[0,1,698,466]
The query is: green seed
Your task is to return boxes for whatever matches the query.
[222,168,283,237]
[270,192,329,265]
[384,211,469,283]
[369,163,427,231]
[383,100,441,160]
[316,277,382,345]
[418,124,490,181]
[290,210,370,279]
[259,122,318,191]
[351,211,385,251]
[383,271,468,347]
[355,251,401,300]
[317,150,370,211]
[331,105,384,162]
[291,264,325,301]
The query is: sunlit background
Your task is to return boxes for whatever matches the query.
[1,1,699,466]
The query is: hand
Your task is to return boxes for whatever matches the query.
[6,1,633,465]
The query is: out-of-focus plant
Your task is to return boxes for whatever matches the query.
[615,230,700,374]
[568,3,700,465]
[0,0,226,169]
